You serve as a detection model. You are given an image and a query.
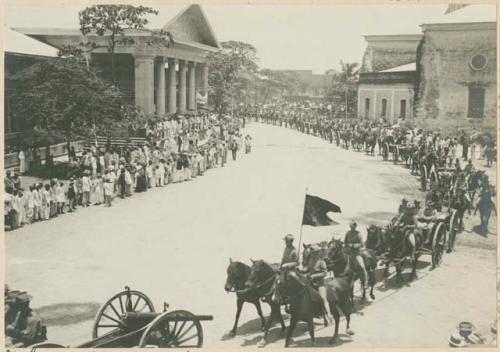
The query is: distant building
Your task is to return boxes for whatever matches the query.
[358,13,496,133]
[271,69,328,101]
[358,34,421,123]
[414,21,496,132]
[360,34,422,73]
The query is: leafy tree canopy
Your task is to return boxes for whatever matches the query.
[9,57,145,146]
[207,41,258,116]
[78,5,173,81]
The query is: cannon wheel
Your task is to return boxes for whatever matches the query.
[420,165,428,191]
[383,142,389,161]
[393,145,400,164]
[138,310,203,348]
[28,342,66,348]
[447,209,458,253]
[404,150,412,168]
[430,168,439,188]
[92,288,155,339]
[431,222,446,268]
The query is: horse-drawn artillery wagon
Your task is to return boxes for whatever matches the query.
[30,287,213,348]
[377,209,456,281]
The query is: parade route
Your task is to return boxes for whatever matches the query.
[5,122,496,348]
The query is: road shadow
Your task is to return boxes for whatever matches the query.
[373,259,430,292]
[472,225,489,237]
[292,332,354,348]
[220,312,290,341]
[35,302,100,326]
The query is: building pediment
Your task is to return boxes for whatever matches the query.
[12,4,220,58]
[162,4,220,50]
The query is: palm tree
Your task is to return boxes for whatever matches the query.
[339,61,360,119]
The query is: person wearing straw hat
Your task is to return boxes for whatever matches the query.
[281,234,298,267]
[448,332,467,347]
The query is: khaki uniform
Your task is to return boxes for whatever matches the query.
[281,246,298,265]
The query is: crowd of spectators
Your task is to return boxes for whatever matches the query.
[4,113,253,231]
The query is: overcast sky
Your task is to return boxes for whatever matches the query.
[4,2,496,73]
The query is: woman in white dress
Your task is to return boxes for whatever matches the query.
[18,150,26,174]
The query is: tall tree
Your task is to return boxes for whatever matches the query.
[79,5,173,82]
[206,41,258,117]
[326,61,360,118]
[258,69,300,104]
[9,57,145,153]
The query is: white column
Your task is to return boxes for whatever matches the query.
[155,57,166,116]
[187,61,196,111]
[178,60,187,113]
[167,58,177,114]
[134,54,155,115]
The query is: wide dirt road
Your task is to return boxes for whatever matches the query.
[5,122,496,348]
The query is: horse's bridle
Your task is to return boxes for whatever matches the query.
[236,273,276,295]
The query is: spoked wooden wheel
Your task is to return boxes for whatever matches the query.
[393,145,400,164]
[420,165,428,191]
[92,287,155,338]
[405,152,412,168]
[383,142,389,161]
[431,222,446,268]
[28,342,66,348]
[447,209,458,252]
[138,310,203,348]
[430,168,439,188]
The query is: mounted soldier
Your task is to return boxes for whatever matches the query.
[304,244,333,323]
[426,184,443,212]
[398,198,409,214]
[281,234,299,267]
[414,201,438,247]
[344,221,368,287]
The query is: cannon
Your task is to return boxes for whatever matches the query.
[30,287,213,348]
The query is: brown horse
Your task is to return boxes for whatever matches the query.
[365,225,388,258]
[244,260,286,345]
[273,266,354,347]
[383,222,429,282]
[224,258,266,336]
[327,239,377,302]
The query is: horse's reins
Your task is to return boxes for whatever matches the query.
[235,274,276,294]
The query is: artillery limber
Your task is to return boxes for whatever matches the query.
[30,287,213,348]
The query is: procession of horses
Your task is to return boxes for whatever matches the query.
[224,109,496,347]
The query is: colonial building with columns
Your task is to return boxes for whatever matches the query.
[13,4,219,117]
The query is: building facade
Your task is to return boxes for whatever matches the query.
[357,67,415,123]
[358,35,421,123]
[357,21,496,133]
[14,4,219,117]
[361,34,422,73]
[414,22,496,132]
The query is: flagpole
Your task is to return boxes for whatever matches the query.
[297,187,308,264]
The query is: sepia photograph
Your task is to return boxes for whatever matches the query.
[3,1,498,349]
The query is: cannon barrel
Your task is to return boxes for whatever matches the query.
[122,312,213,323]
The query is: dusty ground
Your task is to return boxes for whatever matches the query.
[5,123,497,348]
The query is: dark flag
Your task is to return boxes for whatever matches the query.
[444,4,469,14]
[302,194,341,226]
